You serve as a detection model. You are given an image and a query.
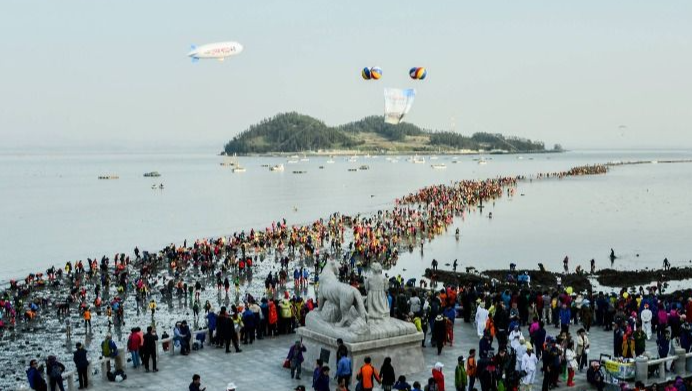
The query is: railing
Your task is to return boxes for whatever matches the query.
[32,328,209,391]
[631,347,687,385]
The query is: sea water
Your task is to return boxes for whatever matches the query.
[1,150,691,282]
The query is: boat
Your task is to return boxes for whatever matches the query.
[431,164,447,169]
[98,175,119,180]
[429,156,439,160]
[347,155,358,163]
[232,166,246,173]
[220,153,238,167]
[270,164,285,172]
[300,154,310,162]
[359,165,370,170]
[143,171,161,177]
[261,164,270,168]
[326,158,335,164]
[412,155,425,164]
[347,168,357,172]
[477,159,487,165]
[451,159,460,164]
[151,184,157,189]
[319,166,325,169]
[289,154,300,159]
[287,159,299,164]
[292,170,307,174]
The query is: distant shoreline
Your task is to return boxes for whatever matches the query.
[221,150,565,157]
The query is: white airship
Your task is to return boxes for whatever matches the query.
[187,41,243,62]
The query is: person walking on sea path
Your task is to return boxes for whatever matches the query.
[142,326,159,372]
[73,342,89,389]
[287,340,306,380]
[475,302,489,338]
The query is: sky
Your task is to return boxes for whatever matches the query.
[1,0,691,151]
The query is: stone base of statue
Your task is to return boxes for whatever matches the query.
[297,311,425,375]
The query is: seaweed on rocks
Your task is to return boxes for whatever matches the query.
[425,268,592,293]
[596,266,692,288]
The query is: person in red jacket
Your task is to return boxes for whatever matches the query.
[127,327,143,368]
[432,362,445,391]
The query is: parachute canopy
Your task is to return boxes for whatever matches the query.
[370,66,383,80]
[362,67,372,80]
[384,88,416,125]
[409,67,427,80]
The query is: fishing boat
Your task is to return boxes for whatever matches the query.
[412,155,425,164]
[300,154,310,162]
[347,168,357,172]
[359,165,370,170]
[431,164,447,169]
[270,164,285,172]
[287,159,299,164]
[143,171,161,177]
[232,165,246,173]
[98,175,119,180]
[292,170,307,174]
[477,159,487,165]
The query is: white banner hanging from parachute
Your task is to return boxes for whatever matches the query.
[383,88,416,124]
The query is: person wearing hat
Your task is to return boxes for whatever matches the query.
[454,356,467,391]
[433,314,447,355]
[73,342,89,389]
[432,362,445,391]
[520,342,538,391]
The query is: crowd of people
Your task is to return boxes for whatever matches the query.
[8,162,677,391]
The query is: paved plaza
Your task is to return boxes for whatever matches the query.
[86,320,666,391]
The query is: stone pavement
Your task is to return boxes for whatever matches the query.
[88,321,662,391]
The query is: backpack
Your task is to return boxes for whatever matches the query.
[49,365,62,379]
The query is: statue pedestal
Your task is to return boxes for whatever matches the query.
[296,326,425,376]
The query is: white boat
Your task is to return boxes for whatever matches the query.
[270,164,285,172]
[289,154,300,159]
[412,155,425,164]
[347,156,358,163]
[232,166,246,173]
[477,159,487,165]
[326,156,335,164]
[287,159,299,164]
[431,163,447,169]
[300,154,310,162]
[429,156,439,160]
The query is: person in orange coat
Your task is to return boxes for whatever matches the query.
[268,300,279,337]
[357,356,381,391]
[432,362,445,391]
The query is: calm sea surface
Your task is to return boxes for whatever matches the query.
[1,150,691,281]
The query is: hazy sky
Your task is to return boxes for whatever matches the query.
[1,0,691,151]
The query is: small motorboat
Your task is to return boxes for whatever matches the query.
[270,164,285,172]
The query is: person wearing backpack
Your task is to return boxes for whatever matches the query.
[356,356,381,391]
[73,342,89,389]
[27,359,48,391]
[101,333,118,373]
[46,355,66,391]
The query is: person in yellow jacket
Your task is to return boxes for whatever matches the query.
[279,293,293,334]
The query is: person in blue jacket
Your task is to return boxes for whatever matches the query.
[559,303,571,333]
[26,359,47,391]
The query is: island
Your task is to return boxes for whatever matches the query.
[223,112,558,155]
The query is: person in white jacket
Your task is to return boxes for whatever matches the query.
[475,302,489,338]
[521,343,538,391]
[641,304,653,340]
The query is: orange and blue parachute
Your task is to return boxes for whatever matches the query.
[370,66,383,80]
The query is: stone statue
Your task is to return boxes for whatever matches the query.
[315,260,367,327]
[364,262,390,322]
